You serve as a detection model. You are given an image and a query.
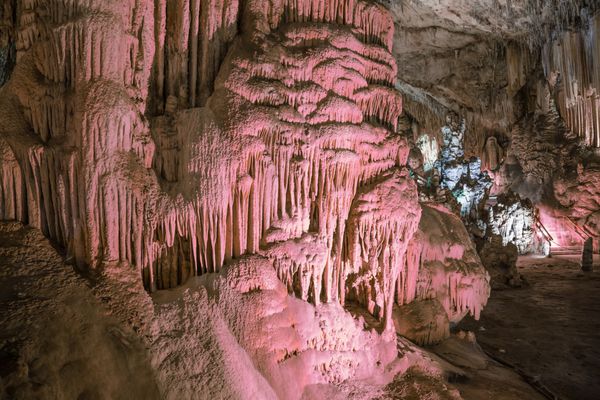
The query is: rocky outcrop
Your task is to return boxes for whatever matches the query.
[0,0,15,87]
[436,116,492,223]
[386,0,599,155]
[401,204,490,343]
[380,1,599,258]
[0,221,430,400]
[478,234,523,289]
[488,191,536,254]
[0,0,413,314]
[0,222,160,400]
[13,0,598,397]
[345,170,421,332]
[194,255,401,399]
[392,298,450,346]
[552,163,600,251]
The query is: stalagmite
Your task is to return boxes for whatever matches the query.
[482,136,503,172]
[582,237,594,271]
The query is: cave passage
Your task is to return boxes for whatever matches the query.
[459,255,600,400]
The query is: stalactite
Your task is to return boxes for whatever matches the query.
[264,233,327,303]
[543,12,600,147]
[0,138,25,221]
[344,169,421,332]
[245,0,390,48]
[506,41,534,96]
[404,205,490,324]
[151,0,239,113]
[0,0,155,274]
[352,85,403,130]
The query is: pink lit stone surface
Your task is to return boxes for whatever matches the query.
[0,0,430,308]
[0,0,503,398]
[2,0,598,397]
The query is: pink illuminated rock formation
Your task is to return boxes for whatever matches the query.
[554,165,600,238]
[405,204,490,326]
[0,0,409,308]
[392,299,450,346]
[0,0,494,397]
[195,255,401,399]
[3,220,475,399]
[345,169,421,332]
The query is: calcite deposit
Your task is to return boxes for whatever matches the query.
[405,204,490,326]
[487,191,536,254]
[543,11,600,147]
[1,0,599,398]
[0,0,492,398]
[0,0,412,307]
[478,235,522,289]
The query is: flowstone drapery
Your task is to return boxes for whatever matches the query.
[0,0,453,334]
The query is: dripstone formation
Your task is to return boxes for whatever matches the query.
[1,0,598,399]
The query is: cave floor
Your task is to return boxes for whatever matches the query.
[458,254,600,400]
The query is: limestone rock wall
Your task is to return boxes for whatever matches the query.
[1,221,455,400]
[0,0,16,86]
[0,0,157,275]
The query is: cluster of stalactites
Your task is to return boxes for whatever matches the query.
[506,41,535,97]
[403,206,490,323]
[148,145,279,290]
[148,6,408,305]
[244,0,394,51]
[344,170,421,332]
[15,0,153,138]
[106,0,407,296]
[542,12,600,147]
[0,0,157,274]
[0,0,419,332]
[152,0,239,113]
